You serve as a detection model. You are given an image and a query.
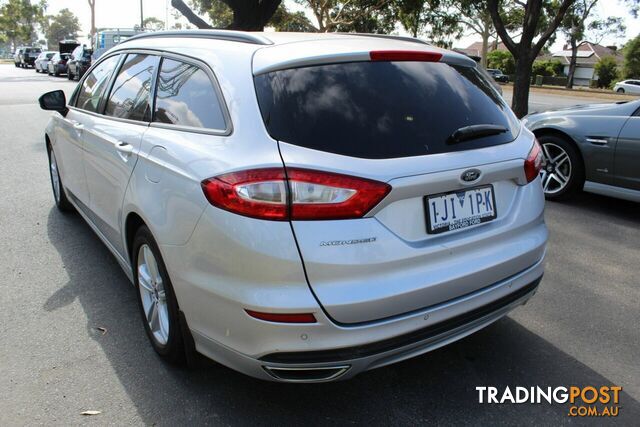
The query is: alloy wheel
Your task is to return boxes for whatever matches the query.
[49,150,61,203]
[539,142,572,195]
[137,244,170,345]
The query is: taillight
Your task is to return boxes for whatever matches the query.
[369,50,442,62]
[201,168,391,221]
[524,139,544,183]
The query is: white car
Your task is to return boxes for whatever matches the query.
[613,80,640,94]
[38,30,547,382]
[35,51,57,73]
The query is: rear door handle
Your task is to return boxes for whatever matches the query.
[115,142,134,155]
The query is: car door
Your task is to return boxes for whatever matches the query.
[83,53,158,255]
[57,54,122,207]
[614,110,640,190]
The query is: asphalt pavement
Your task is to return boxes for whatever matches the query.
[0,63,638,426]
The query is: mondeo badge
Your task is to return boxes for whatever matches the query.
[461,169,481,182]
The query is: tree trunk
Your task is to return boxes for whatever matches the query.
[512,55,533,118]
[88,0,97,36]
[566,38,578,89]
[480,28,490,69]
[171,0,213,29]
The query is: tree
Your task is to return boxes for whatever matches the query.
[171,0,281,30]
[44,9,81,49]
[396,0,461,42]
[623,34,640,78]
[0,0,46,50]
[270,5,315,31]
[87,0,97,37]
[487,49,515,74]
[295,0,394,33]
[594,56,618,88]
[136,16,166,31]
[450,1,495,68]
[560,1,625,88]
[531,59,564,76]
[488,0,575,118]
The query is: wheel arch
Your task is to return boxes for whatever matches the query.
[124,211,147,264]
[532,127,586,175]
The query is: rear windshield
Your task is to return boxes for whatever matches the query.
[254,61,520,159]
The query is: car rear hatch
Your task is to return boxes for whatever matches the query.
[59,40,79,55]
[252,39,545,324]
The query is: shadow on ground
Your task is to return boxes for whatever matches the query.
[44,191,640,425]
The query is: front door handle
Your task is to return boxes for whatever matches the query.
[586,137,608,146]
[69,120,84,131]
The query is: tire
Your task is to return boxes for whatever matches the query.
[47,145,74,212]
[67,70,73,80]
[538,134,584,201]
[133,226,186,364]
[14,62,19,67]
[617,88,625,93]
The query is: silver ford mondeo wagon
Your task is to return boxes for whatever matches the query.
[39,30,547,382]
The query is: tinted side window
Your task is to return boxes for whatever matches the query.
[105,54,157,121]
[75,55,121,113]
[153,58,226,130]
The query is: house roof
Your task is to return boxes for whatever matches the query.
[551,42,622,66]
[458,41,509,57]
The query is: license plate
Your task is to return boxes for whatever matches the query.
[425,185,497,234]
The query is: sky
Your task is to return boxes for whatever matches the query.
[42,0,639,52]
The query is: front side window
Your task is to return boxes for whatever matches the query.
[105,54,157,121]
[153,58,226,130]
[75,54,121,113]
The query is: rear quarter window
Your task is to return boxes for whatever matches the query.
[254,61,520,159]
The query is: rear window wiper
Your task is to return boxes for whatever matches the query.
[447,124,508,144]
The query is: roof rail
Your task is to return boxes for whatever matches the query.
[121,30,273,45]
[347,33,431,46]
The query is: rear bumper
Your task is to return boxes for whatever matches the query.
[188,255,544,382]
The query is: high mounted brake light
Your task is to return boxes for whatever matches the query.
[369,50,443,62]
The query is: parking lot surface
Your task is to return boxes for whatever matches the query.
[0,64,638,425]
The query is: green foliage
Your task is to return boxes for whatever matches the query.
[270,5,315,31]
[623,34,640,79]
[532,59,564,77]
[44,9,81,49]
[397,0,461,41]
[0,0,47,48]
[486,50,515,75]
[142,17,166,31]
[594,56,619,88]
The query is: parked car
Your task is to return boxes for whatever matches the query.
[523,100,640,202]
[39,30,547,382]
[613,80,640,95]
[67,45,93,81]
[17,47,42,68]
[13,47,24,67]
[35,51,57,73]
[47,53,70,76]
[487,68,509,83]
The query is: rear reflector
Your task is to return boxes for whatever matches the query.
[524,139,544,183]
[369,50,443,62]
[245,310,316,324]
[201,168,391,221]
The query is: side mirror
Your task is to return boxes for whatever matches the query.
[39,90,68,117]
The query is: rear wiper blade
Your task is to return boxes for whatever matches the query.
[447,124,508,144]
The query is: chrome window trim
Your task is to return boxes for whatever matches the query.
[150,51,233,136]
[71,47,233,136]
[102,52,160,122]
